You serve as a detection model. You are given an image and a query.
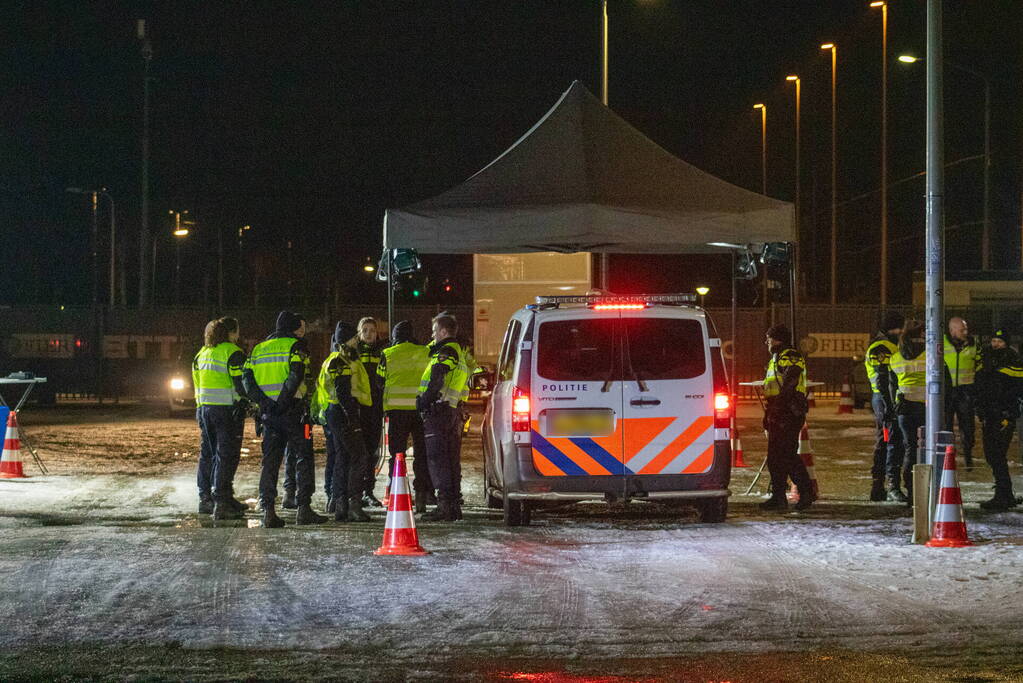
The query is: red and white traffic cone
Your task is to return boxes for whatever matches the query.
[926,445,973,548]
[789,423,818,502]
[806,389,817,410]
[731,425,748,468]
[836,376,854,414]
[375,452,429,556]
[0,412,28,479]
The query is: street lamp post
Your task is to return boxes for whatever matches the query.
[137,20,153,308]
[598,0,610,291]
[237,224,251,307]
[67,188,116,307]
[899,54,992,269]
[753,103,770,311]
[786,75,801,308]
[169,210,192,307]
[821,43,838,305]
[870,1,889,304]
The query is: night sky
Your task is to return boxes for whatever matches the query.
[2,1,1020,309]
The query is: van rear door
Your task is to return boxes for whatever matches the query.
[530,313,625,477]
[620,313,715,476]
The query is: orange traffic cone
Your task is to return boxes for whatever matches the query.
[375,452,429,556]
[0,411,28,479]
[926,445,973,548]
[731,426,748,467]
[789,424,818,502]
[837,376,854,414]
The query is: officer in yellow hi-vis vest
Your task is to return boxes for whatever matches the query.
[417,312,469,522]
[864,312,905,502]
[355,317,386,508]
[975,330,1023,511]
[888,319,939,503]
[378,320,433,512]
[313,322,373,523]
[760,324,814,512]
[191,317,249,520]
[242,310,327,528]
[944,316,983,468]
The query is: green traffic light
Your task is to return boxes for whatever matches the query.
[412,289,421,297]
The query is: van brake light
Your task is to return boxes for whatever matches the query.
[714,392,732,428]
[592,303,646,311]
[512,389,530,432]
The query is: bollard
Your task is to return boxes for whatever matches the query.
[911,464,932,544]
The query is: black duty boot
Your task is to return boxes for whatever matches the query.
[414,491,428,514]
[198,496,214,515]
[980,488,1016,512]
[964,452,974,470]
[363,493,384,508]
[213,499,244,520]
[759,493,788,511]
[421,499,453,521]
[870,478,887,502]
[450,502,463,521]
[228,497,248,512]
[333,498,349,522]
[887,487,908,503]
[295,504,327,525]
[347,496,371,522]
[282,490,298,509]
[326,497,336,514]
[261,504,286,528]
[425,490,438,506]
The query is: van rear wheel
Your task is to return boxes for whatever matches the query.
[503,497,531,527]
[696,497,727,523]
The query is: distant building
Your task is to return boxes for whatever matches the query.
[913,270,1023,307]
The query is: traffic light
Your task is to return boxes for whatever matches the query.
[412,288,421,298]
[442,279,453,293]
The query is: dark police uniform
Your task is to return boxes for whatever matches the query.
[417,338,469,521]
[976,343,1023,511]
[357,338,385,504]
[864,333,905,501]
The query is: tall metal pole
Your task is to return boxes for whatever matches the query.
[825,45,838,305]
[138,21,153,308]
[599,0,610,291]
[755,104,769,311]
[786,76,801,308]
[730,250,738,400]
[880,3,889,305]
[982,78,991,269]
[924,0,945,514]
[103,192,116,308]
[91,192,99,309]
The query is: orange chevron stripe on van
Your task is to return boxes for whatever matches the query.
[637,416,714,475]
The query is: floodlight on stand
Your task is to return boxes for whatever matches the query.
[760,242,792,268]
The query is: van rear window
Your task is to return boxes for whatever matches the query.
[537,319,615,381]
[624,318,706,380]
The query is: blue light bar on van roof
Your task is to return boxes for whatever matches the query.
[535,294,696,306]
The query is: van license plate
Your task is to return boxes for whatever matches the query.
[546,409,614,437]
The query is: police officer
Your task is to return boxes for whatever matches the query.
[759,324,814,511]
[355,317,386,507]
[378,320,433,512]
[313,322,372,522]
[243,311,327,528]
[417,312,469,521]
[864,312,906,502]
[944,316,983,468]
[192,318,249,519]
[976,330,1023,511]
[889,319,931,503]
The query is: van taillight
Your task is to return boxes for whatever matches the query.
[714,392,732,428]
[512,389,530,432]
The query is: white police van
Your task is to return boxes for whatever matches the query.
[481,294,733,526]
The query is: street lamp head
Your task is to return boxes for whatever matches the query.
[869,1,885,7]
[786,75,799,82]
[695,286,710,296]
[753,103,765,110]
[898,54,920,63]
[173,228,189,237]
[820,43,835,50]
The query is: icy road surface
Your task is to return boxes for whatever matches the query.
[1,401,1022,675]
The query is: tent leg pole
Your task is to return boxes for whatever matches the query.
[599,253,609,291]
[387,250,394,338]
[730,250,738,402]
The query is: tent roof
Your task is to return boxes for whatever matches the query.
[384,81,793,254]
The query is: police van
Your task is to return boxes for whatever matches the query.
[481,294,733,526]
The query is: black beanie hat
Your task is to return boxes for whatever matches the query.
[275,310,303,335]
[766,324,791,345]
[333,321,357,348]
[880,311,905,333]
[392,320,414,344]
